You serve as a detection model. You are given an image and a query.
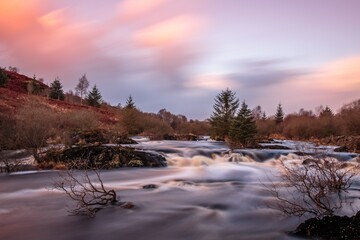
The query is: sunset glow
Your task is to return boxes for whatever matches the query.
[0,0,359,119]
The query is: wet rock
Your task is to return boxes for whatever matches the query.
[291,212,360,239]
[69,129,137,146]
[163,133,198,141]
[321,136,360,154]
[142,184,158,189]
[258,145,291,150]
[44,145,166,169]
[127,160,144,167]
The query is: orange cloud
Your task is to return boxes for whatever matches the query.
[187,74,235,91]
[38,8,67,29]
[290,55,360,92]
[133,15,203,47]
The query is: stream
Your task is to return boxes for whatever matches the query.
[0,140,359,240]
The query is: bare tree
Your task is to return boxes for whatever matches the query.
[75,74,89,104]
[54,168,117,217]
[267,155,358,218]
[15,101,58,162]
[0,157,24,173]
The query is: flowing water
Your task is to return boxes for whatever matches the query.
[0,140,359,240]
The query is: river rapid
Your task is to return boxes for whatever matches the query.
[0,140,359,240]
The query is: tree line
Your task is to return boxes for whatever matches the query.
[210,88,360,145]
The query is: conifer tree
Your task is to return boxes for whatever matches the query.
[0,68,8,87]
[229,101,257,147]
[49,77,65,100]
[209,88,239,139]
[86,85,103,107]
[275,103,284,124]
[125,95,136,109]
[319,106,334,118]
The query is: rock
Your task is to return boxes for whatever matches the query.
[321,136,360,154]
[142,184,158,189]
[258,145,291,150]
[69,129,137,146]
[163,133,198,141]
[127,160,144,167]
[291,212,360,239]
[44,145,167,169]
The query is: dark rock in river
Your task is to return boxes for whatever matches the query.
[44,145,166,168]
[69,129,137,146]
[142,184,158,189]
[163,133,198,141]
[320,136,360,154]
[291,212,360,239]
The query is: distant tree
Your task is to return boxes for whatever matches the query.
[229,101,257,147]
[209,88,239,140]
[261,112,267,120]
[49,77,65,100]
[275,104,284,125]
[8,66,19,73]
[252,105,263,120]
[125,95,136,109]
[75,74,90,104]
[86,85,103,107]
[0,68,8,87]
[319,106,334,118]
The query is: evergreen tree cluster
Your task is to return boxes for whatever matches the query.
[210,88,257,147]
[86,85,103,107]
[49,77,65,100]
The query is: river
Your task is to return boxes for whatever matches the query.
[0,140,359,240]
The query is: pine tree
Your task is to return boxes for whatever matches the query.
[0,68,8,87]
[229,101,257,147]
[49,77,65,100]
[319,106,334,118]
[209,88,239,140]
[125,95,136,109]
[275,103,284,124]
[86,85,103,107]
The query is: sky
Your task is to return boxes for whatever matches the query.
[0,0,359,120]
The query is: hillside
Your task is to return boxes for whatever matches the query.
[0,70,118,126]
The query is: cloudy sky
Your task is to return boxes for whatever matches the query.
[1,0,359,119]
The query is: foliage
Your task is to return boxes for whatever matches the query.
[15,101,58,162]
[8,66,19,73]
[268,155,358,218]
[275,103,284,125]
[86,85,103,107]
[125,95,136,109]
[49,77,65,100]
[229,101,257,147]
[75,74,89,103]
[0,68,8,87]
[210,88,239,140]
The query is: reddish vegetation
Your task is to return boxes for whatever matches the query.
[5,70,48,94]
[0,70,118,126]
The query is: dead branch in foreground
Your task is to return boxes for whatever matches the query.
[54,168,117,217]
[267,155,358,218]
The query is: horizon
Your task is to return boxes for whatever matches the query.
[1,0,359,120]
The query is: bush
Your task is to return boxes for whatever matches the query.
[15,101,58,162]
[267,155,358,218]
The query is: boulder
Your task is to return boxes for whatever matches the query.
[291,212,360,239]
[69,129,137,145]
[44,145,166,168]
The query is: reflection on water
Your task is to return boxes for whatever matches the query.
[0,140,358,240]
